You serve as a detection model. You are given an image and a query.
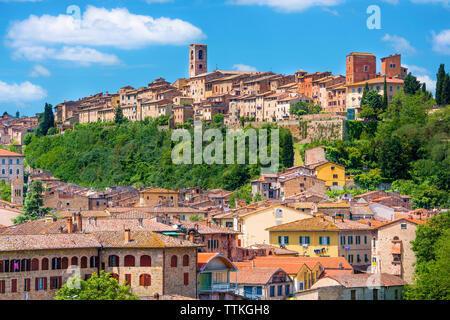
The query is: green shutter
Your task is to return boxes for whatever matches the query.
[285,236,289,245]
[319,237,322,245]
[278,236,282,245]
[327,237,330,245]
[299,236,303,245]
[306,236,310,244]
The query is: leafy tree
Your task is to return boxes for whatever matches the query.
[360,90,383,120]
[54,271,139,300]
[0,180,11,202]
[377,134,411,181]
[229,183,252,208]
[436,64,446,105]
[13,180,50,224]
[405,212,450,300]
[114,106,124,124]
[15,111,20,118]
[354,168,382,190]
[213,113,224,126]
[23,133,34,146]
[404,73,421,95]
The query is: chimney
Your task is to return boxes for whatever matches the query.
[189,230,195,243]
[66,217,73,234]
[75,212,82,232]
[124,229,131,242]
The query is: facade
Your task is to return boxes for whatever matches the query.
[295,273,406,300]
[0,150,24,184]
[381,54,408,79]
[371,218,426,284]
[189,44,208,78]
[309,161,347,187]
[139,187,179,207]
[346,53,377,84]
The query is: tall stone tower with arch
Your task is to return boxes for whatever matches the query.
[11,178,23,206]
[189,44,207,78]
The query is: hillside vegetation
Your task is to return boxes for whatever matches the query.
[24,119,294,191]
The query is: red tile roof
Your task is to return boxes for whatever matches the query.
[0,149,24,157]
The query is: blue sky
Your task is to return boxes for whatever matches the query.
[0,0,449,116]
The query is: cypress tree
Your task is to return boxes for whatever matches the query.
[404,73,421,95]
[114,106,124,124]
[442,74,450,105]
[38,103,54,136]
[382,76,388,111]
[436,64,446,105]
[361,82,370,107]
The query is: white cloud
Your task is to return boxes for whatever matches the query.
[229,0,344,13]
[431,29,450,55]
[0,80,47,103]
[232,64,258,72]
[417,75,437,93]
[6,5,205,65]
[13,46,120,66]
[403,64,430,74]
[29,65,51,77]
[381,34,417,55]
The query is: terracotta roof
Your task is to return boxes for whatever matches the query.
[175,221,238,235]
[374,217,428,230]
[0,149,24,157]
[266,217,340,231]
[0,233,100,251]
[140,187,178,194]
[317,201,350,208]
[324,273,407,288]
[230,267,286,285]
[345,77,404,87]
[197,252,237,271]
[256,256,352,272]
[91,231,201,248]
[82,218,175,233]
[57,210,110,218]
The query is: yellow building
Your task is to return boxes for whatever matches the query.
[235,204,313,247]
[266,216,341,257]
[139,187,179,207]
[309,161,347,187]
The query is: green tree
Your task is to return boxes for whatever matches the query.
[404,73,421,95]
[13,180,50,224]
[442,73,450,105]
[280,130,294,168]
[360,90,383,120]
[360,82,370,108]
[114,106,124,124]
[435,64,446,105]
[405,212,450,300]
[213,113,224,126]
[54,271,139,300]
[37,103,55,136]
[15,111,20,118]
[382,76,388,112]
[354,168,382,190]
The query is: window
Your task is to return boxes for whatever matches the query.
[9,159,12,165]
[278,236,289,245]
[140,274,151,287]
[285,285,290,296]
[171,255,178,267]
[23,278,31,292]
[390,86,393,92]
[50,277,62,290]
[355,236,361,245]
[270,286,275,297]
[319,237,330,245]
[357,254,361,262]
[401,223,407,229]
[348,255,354,263]
[51,257,61,270]
[364,66,368,71]
[351,289,356,300]
[108,255,119,267]
[35,277,46,291]
[364,236,367,244]
[61,257,69,269]
[31,259,39,271]
[41,258,49,270]
[16,169,20,175]
[81,256,88,268]
[373,288,378,300]
[16,159,20,165]
[372,238,376,248]
[0,280,5,294]
[90,256,98,268]
[365,254,369,263]
[340,236,346,245]
[333,174,338,179]
[277,285,283,296]
[11,279,17,293]
[70,257,78,266]
[395,289,399,300]
[124,255,135,267]
[124,274,132,285]
[333,182,338,186]
[1,159,4,164]
[111,273,119,281]
[184,273,189,286]
[140,255,151,267]
[183,255,189,267]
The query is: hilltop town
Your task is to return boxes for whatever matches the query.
[0,44,448,301]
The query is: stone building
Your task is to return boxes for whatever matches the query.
[346,52,377,84]
[0,149,24,184]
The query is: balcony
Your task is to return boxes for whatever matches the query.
[199,282,235,293]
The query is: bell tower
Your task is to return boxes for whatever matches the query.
[189,44,207,78]
[11,179,23,206]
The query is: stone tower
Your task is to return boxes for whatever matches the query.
[11,179,23,206]
[346,52,376,84]
[189,44,207,78]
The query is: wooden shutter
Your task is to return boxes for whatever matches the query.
[43,278,47,290]
[0,260,3,273]
[183,273,189,286]
[319,237,322,245]
[35,278,39,291]
[11,279,17,293]
[299,236,303,245]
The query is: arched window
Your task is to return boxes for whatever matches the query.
[140,255,151,267]
[109,255,119,267]
[198,50,203,60]
[71,257,78,266]
[31,259,39,271]
[139,274,151,287]
[90,256,98,268]
[80,256,88,268]
[111,273,119,281]
[52,257,61,270]
[21,259,31,272]
[393,236,399,241]
[124,255,135,267]
[41,258,49,271]
[61,257,69,269]
[183,255,189,267]
[170,255,177,267]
